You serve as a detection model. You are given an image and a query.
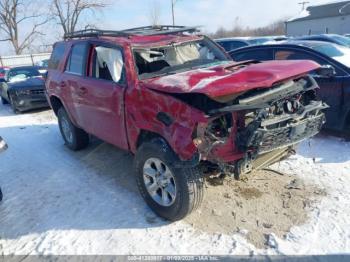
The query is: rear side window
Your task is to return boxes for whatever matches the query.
[274,48,344,76]
[232,49,273,61]
[48,42,66,70]
[275,49,323,62]
[274,49,330,67]
[65,43,88,75]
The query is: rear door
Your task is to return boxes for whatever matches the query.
[75,42,128,150]
[61,42,90,130]
[274,47,345,129]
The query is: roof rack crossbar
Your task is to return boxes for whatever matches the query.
[64,25,200,39]
[64,29,131,40]
[122,25,199,36]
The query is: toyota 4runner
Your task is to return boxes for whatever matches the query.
[46,26,327,221]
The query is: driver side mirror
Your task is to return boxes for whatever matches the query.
[315,65,336,78]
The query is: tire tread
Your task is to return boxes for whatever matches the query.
[57,107,89,151]
[134,138,204,221]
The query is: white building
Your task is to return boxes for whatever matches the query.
[286,1,350,36]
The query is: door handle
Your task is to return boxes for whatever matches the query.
[60,81,66,88]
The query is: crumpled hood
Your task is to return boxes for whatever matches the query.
[141,60,320,98]
[8,77,45,90]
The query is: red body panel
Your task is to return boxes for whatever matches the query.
[142,60,320,98]
[125,85,207,160]
[46,34,320,163]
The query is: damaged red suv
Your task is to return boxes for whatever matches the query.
[46,26,327,220]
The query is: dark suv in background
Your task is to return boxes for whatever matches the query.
[230,41,350,132]
[0,66,48,113]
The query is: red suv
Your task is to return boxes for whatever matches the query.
[46,26,327,220]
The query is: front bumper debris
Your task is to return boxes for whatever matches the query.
[237,103,327,155]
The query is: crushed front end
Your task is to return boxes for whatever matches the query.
[193,76,327,179]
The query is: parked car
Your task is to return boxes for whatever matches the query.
[0,66,49,113]
[0,66,10,79]
[0,136,8,201]
[246,36,288,44]
[216,36,288,52]
[36,59,49,68]
[46,27,326,221]
[230,41,350,132]
[295,34,350,48]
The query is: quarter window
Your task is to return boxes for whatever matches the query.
[48,42,66,70]
[66,43,88,75]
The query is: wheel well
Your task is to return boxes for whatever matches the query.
[136,130,164,149]
[50,96,63,115]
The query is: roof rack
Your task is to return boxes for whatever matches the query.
[64,25,199,39]
[64,29,130,40]
[122,25,199,36]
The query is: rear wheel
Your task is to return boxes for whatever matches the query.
[57,107,89,151]
[134,138,204,221]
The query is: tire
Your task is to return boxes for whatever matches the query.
[57,107,89,151]
[134,138,204,221]
[1,96,8,105]
[8,93,19,114]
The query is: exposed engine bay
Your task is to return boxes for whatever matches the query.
[189,75,328,179]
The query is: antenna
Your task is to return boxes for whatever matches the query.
[298,1,310,11]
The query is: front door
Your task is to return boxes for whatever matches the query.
[313,74,344,129]
[76,43,128,150]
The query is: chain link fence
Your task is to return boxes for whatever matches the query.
[0,53,51,67]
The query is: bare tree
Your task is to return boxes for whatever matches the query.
[0,0,49,54]
[149,0,161,26]
[51,0,107,36]
[210,18,287,39]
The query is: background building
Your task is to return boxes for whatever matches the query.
[286,1,350,36]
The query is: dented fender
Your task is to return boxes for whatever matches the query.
[125,83,208,161]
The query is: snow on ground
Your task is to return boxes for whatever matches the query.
[0,104,350,255]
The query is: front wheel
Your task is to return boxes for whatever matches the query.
[57,107,89,151]
[134,138,204,221]
[8,94,19,114]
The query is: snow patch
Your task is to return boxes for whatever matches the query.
[0,105,350,255]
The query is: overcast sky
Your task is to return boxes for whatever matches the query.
[103,0,335,31]
[0,0,339,55]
